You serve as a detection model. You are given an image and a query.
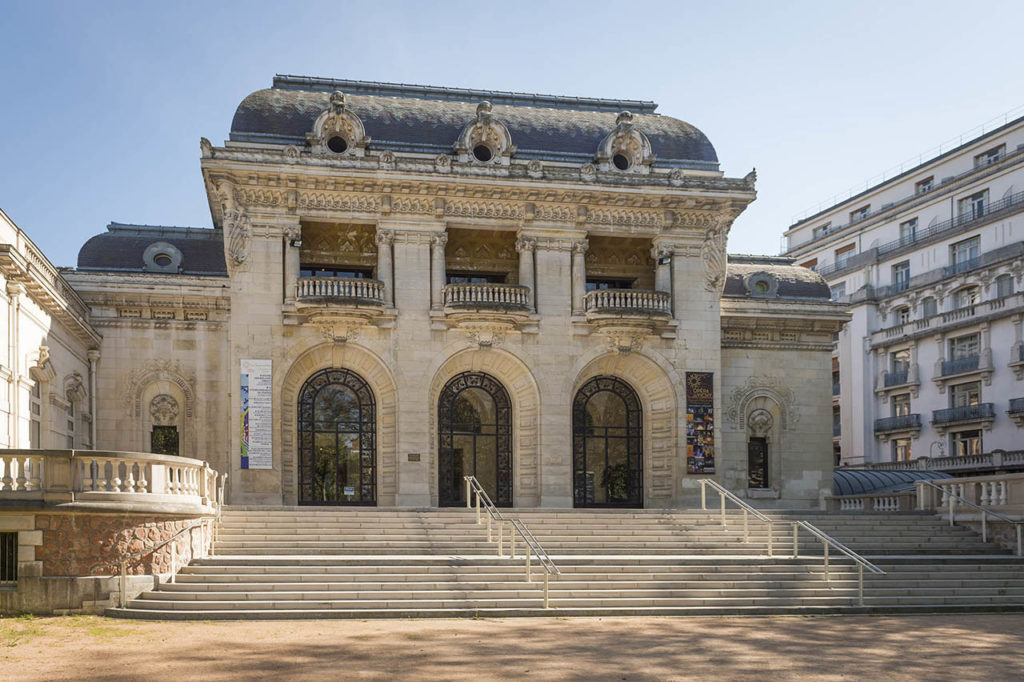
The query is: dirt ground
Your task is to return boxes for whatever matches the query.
[1,613,1023,681]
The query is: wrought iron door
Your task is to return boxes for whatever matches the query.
[298,368,376,505]
[572,376,643,507]
[438,371,512,507]
[748,437,768,489]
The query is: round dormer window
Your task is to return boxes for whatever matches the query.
[327,136,349,154]
[613,154,631,171]
[472,144,493,162]
[744,272,779,298]
[142,242,183,273]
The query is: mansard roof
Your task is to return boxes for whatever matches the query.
[229,75,719,169]
[723,255,833,300]
[77,223,227,276]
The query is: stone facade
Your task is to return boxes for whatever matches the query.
[12,75,846,511]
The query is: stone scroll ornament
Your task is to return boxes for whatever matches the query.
[213,178,252,270]
[686,372,715,474]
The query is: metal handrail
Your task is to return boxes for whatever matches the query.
[700,479,885,605]
[463,476,560,607]
[919,479,1023,555]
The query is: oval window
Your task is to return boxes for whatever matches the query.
[327,136,348,154]
[613,154,631,171]
[472,145,493,162]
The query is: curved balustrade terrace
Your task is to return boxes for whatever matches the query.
[0,449,225,514]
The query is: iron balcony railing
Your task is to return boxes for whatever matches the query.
[874,414,922,433]
[884,370,909,387]
[946,257,981,276]
[295,276,385,304]
[932,403,996,425]
[833,421,841,437]
[1009,397,1024,414]
[941,355,980,376]
[812,189,1024,278]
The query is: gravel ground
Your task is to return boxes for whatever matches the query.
[2,613,1023,681]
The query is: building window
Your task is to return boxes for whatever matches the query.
[974,145,1004,167]
[813,223,832,240]
[299,265,373,279]
[799,258,818,270]
[892,393,911,417]
[446,272,507,285]
[952,286,979,310]
[949,334,980,361]
[891,349,911,374]
[892,438,912,462]
[892,261,910,291]
[834,243,855,268]
[958,191,988,221]
[849,206,869,223]
[899,218,918,246]
[151,426,180,456]
[894,306,910,324]
[915,177,934,194]
[830,282,846,301]
[995,273,1014,298]
[949,380,980,408]
[832,406,841,438]
[29,382,41,448]
[66,402,75,449]
[585,278,634,291]
[920,296,937,318]
[950,236,980,273]
[951,430,982,456]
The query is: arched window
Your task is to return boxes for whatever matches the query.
[298,368,376,505]
[438,372,512,507]
[572,376,643,508]
[996,273,1014,299]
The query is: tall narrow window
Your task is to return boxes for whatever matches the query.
[892,261,910,291]
[899,219,918,246]
[958,192,988,221]
[66,402,75,449]
[920,296,937,318]
[892,393,911,417]
[893,438,912,462]
[995,273,1014,298]
[950,236,980,273]
[29,382,41,448]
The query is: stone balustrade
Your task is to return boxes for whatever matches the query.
[916,472,1024,513]
[0,449,224,513]
[850,449,1024,474]
[824,491,917,513]
[295,276,385,304]
[443,283,530,310]
[583,289,671,316]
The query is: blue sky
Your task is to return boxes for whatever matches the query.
[2,0,1023,266]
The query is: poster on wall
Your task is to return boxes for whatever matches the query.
[685,372,715,474]
[241,359,273,470]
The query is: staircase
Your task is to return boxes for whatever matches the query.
[106,507,1024,620]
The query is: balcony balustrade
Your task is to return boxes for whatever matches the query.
[295,276,385,305]
[442,283,530,310]
[873,414,922,433]
[932,403,995,426]
[1010,397,1024,414]
[583,289,671,316]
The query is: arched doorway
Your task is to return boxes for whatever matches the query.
[298,368,376,505]
[572,375,643,507]
[438,371,513,507]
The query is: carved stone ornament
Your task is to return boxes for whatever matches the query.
[596,111,655,174]
[527,160,544,179]
[668,169,684,186]
[606,332,645,354]
[64,372,87,403]
[199,137,213,158]
[467,328,506,348]
[748,408,774,437]
[149,394,180,426]
[214,180,251,270]
[580,163,597,182]
[435,154,452,172]
[378,150,396,169]
[726,375,798,430]
[317,322,361,344]
[308,91,371,157]
[701,213,730,294]
[454,101,515,165]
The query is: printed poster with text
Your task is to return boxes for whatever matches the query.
[241,359,273,469]
[686,372,715,474]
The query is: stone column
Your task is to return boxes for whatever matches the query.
[375,228,395,307]
[278,222,300,305]
[430,232,448,310]
[87,349,100,449]
[571,239,588,315]
[653,245,673,293]
[515,234,536,311]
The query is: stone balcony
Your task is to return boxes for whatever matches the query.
[288,276,395,335]
[579,289,674,342]
[438,283,535,334]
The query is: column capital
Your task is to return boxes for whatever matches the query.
[430,232,448,248]
[87,349,101,362]
[374,228,395,246]
[514,235,536,253]
[571,239,589,255]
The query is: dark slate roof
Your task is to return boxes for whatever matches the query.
[77,223,227,276]
[229,75,719,169]
[833,469,951,496]
[723,255,833,300]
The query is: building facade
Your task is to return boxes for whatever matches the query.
[784,115,1024,466]
[10,75,846,509]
